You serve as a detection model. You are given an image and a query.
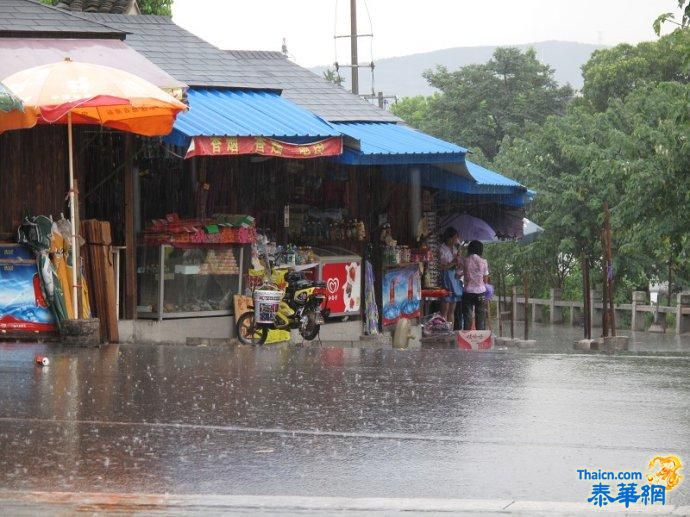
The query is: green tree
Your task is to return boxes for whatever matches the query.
[654,0,690,34]
[493,81,690,297]
[419,47,573,160]
[138,0,173,16]
[390,95,436,134]
[322,68,344,87]
[581,30,690,112]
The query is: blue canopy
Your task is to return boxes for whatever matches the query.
[331,122,467,165]
[164,88,341,148]
[382,161,534,207]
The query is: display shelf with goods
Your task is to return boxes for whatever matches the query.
[137,244,246,320]
[422,211,441,288]
[136,214,254,320]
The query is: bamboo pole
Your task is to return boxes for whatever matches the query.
[68,112,79,319]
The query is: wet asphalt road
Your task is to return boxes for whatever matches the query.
[0,324,689,513]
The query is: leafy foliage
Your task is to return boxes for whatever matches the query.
[322,68,344,87]
[581,31,690,111]
[653,0,690,34]
[138,0,173,16]
[416,47,573,160]
[395,33,690,297]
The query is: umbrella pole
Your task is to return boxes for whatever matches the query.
[68,112,79,319]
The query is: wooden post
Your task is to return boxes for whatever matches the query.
[123,134,136,320]
[605,204,616,336]
[601,227,609,338]
[601,203,615,337]
[497,271,503,337]
[510,286,517,339]
[523,274,529,341]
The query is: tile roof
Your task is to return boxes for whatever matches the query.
[0,0,123,37]
[54,0,137,14]
[79,13,282,90]
[79,13,399,122]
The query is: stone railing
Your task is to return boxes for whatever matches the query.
[495,289,690,335]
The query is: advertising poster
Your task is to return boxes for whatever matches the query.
[0,261,56,332]
[382,265,421,326]
[323,261,361,315]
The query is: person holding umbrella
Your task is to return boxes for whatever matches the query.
[439,227,464,328]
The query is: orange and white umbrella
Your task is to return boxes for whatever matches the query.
[0,80,36,130]
[2,58,186,135]
[2,58,187,318]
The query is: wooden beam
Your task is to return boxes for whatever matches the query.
[123,134,136,320]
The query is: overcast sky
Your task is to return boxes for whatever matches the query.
[172,0,679,68]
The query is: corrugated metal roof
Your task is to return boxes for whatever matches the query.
[332,122,466,165]
[465,160,524,188]
[166,88,340,147]
[382,164,532,207]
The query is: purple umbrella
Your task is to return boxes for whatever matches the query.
[440,214,496,242]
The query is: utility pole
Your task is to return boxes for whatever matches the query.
[350,0,359,95]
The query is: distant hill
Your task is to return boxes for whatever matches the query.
[310,41,604,99]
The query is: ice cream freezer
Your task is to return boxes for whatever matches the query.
[311,246,362,317]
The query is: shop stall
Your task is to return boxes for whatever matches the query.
[137,214,255,320]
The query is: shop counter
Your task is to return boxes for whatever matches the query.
[137,244,247,320]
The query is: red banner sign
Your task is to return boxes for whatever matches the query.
[185,136,343,159]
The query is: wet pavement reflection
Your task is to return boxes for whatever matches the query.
[0,326,689,506]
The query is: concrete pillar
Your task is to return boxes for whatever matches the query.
[512,286,518,321]
[614,308,626,330]
[631,291,646,331]
[591,289,602,327]
[676,292,690,335]
[550,288,563,324]
[570,303,584,326]
[409,167,421,242]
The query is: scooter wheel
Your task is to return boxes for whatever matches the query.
[237,311,268,345]
[300,310,321,341]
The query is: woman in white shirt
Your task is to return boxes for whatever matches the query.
[438,227,463,327]
[462,240,490,330]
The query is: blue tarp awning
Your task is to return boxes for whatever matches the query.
[332,122,467,165]
[165,88,341,148]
